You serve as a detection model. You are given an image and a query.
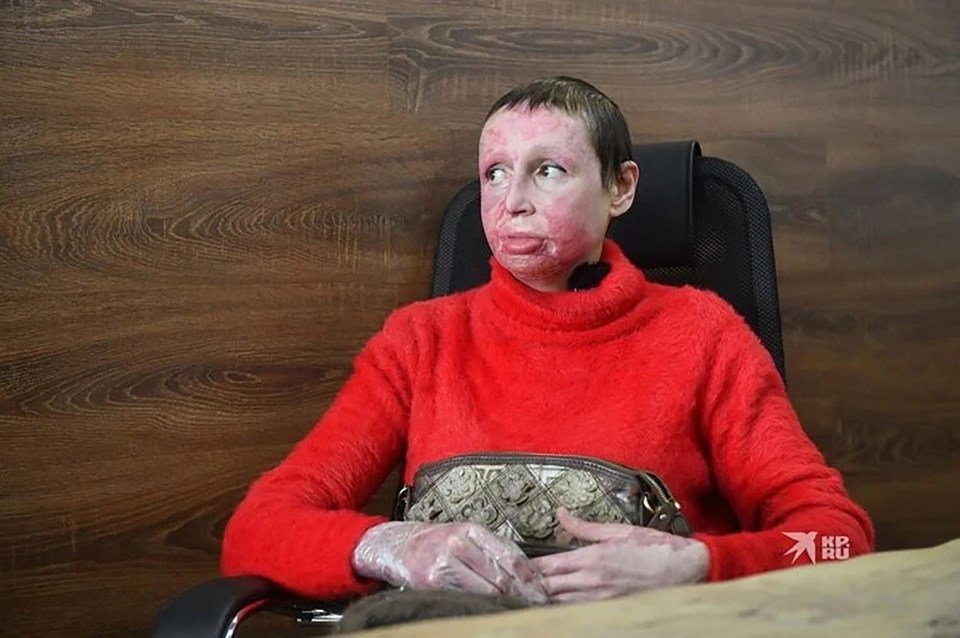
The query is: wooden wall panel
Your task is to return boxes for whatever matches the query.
[1,1,958,636]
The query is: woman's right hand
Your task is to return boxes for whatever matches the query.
[351,521,548,604]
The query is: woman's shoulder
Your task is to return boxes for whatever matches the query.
[644,280,745,331]
[378,288,482,338]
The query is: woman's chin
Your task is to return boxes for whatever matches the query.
[496,253,570,290]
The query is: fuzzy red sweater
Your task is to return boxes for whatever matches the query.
[221,239,874,599]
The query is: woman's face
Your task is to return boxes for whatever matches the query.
[478,106,631,292]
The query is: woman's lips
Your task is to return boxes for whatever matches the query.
[499,235,545,254]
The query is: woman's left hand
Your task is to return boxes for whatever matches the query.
[530,508,710,603]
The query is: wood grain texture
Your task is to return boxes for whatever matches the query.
[1,1,958,637]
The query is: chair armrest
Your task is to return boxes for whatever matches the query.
[151,576,281,638]
[152,576,356,638]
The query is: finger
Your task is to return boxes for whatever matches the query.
[433,557,502,596]
[530,544,606,577]
[462,525,538,584]
[540,571,607,597]
[549,589,616,604]
[453,529,545,600]
[505,562,549,604]
[556,507,632,543]
[448,533,510,590]
[459,527,549,603]
[548,580,649,604]
[495,567,549,605]
[464,524,526,560]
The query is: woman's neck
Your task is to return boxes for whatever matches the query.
[480,239,648,336]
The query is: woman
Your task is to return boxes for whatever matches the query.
[221,76,874,605]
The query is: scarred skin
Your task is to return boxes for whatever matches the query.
[478,106,638,292]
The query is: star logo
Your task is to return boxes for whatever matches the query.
[782,531,818,564]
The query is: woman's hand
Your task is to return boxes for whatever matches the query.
[352,521,548,604]
[530,508,710,603]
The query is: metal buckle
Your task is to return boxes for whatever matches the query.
[292,607,344,626]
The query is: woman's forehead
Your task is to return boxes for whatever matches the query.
[479,106,591,151]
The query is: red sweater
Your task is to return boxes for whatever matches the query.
[221,239,874,599]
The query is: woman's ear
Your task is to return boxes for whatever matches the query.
[609,160,640,218]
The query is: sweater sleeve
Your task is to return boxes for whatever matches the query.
[220,310,417,599]
[691,296,875,581]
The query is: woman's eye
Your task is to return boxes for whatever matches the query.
[537,164,565,178]
[486,167,506,184]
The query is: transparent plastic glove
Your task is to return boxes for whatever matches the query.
[530,508,710,603]
[351,521,549,604]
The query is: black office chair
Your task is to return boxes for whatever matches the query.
[151,140,785,638]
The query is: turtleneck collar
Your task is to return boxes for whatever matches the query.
[480,239,649,335]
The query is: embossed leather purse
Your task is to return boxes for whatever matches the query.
[395,453,692,557]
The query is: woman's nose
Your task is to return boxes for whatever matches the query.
[504,177,534,216]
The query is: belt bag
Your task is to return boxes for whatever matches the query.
[396,452,692,557]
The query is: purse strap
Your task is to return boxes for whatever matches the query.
[637,471,693,537]
[392,484,410,521]
[647,499,692,537]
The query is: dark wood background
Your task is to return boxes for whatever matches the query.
[1,1,958,636]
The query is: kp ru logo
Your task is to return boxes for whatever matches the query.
[782,532,850,564]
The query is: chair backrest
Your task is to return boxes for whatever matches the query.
[431,141,786,382]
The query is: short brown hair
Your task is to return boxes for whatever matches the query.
[485,76,634,188]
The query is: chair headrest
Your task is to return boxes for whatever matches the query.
[608,140,701,268]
